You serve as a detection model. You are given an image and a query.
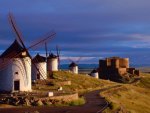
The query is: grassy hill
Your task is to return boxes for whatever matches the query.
[1,70,149,112]
[101,73,150,113]
[33,71,115,95]
[0,71,116,107]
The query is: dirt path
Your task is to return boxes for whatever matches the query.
[0,89,108,113]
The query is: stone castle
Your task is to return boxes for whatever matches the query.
[98,57,140,82]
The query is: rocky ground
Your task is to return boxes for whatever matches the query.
[0,90,107,113]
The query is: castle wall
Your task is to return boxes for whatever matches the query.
[118,68,127,75]
[134,70,140,76]
[99,60,107,68]
[119,58,129,68]
[111,59,120,68]
[99,57,140,82]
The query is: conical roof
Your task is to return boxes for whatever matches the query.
[48,53,57,59]
[91,69,98,73]
[32,53,46,63]
[0,40,26,58]
[69,62,77,67]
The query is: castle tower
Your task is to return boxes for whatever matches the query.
[120,58,129,68]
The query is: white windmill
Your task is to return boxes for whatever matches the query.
[68,57,82,74]
[47,45,60,74]
[0,13,56,92]
[90,69,99,79]
[0,40,32,92]
[32,53,47,80]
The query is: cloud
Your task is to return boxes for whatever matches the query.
[0,0,150,65]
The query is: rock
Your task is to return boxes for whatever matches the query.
[35,100,43,106]
[14,100,20,106]
[43,100,52,106]
[58,87,63,91]
[48,92,54,97]
[24,98,31,106]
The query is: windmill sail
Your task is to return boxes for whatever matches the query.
[7,13,56,82]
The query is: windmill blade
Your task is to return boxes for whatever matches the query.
[56,45,61,69]
[45,42,48,59]
[56,45,60,58]
[76,57,82,63]
[27,32,56,50]
[9,13,56,51]
[8,13,50,83]
[8,13,26,49]
[68,57,73,62]
[9,13,29,57]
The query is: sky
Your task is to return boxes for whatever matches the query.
[0,0,150,66]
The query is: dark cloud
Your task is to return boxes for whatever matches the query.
[0,0,150,65]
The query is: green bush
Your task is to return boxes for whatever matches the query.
[69,97,85,106]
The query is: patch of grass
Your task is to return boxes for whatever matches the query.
[52,71,115,94]
[50,97,85,107]
[32,71,115,95]
[68,97,85,106]
[101,73,150,113]
[0,104,16,108]
[136,73,150,88]
[103,102,121,113]
[31,71,115,107]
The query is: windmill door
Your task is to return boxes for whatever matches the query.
[37,74,40,79]
[14,80,20,91]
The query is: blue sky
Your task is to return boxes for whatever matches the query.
[0,0,150,66]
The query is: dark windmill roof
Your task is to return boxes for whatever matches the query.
[91,69,98,73]
[0,40,27,58]
[47,53,57,59]
[32,53,46,63]
[69,62,77,67]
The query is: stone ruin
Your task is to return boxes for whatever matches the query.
[98,57,140,82]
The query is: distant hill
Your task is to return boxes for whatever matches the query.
[60,64,99,70]
[137,67,150,73]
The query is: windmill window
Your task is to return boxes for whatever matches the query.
[15,72,18,74]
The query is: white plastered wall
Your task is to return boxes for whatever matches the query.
[47,58,58,72]
[70,66,78,74]
[32,62,47,80]
[91,72,99,79]
[0,57,32,92]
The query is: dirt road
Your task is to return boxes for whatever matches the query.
[0,90,108,113]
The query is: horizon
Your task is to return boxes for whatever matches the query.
[0,0,150,66]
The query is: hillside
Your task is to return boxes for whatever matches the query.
[33,71,116,95]
[101,73,150,113]
[1,70,149,113]
[0,71,115,108]
[138,67,150,73]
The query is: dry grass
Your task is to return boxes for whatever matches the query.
[52,71,115,94]
[32,71,115,98]
[101,73,150,113]
[135,73,150,88]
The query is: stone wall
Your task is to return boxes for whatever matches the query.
[40,93,78,102]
